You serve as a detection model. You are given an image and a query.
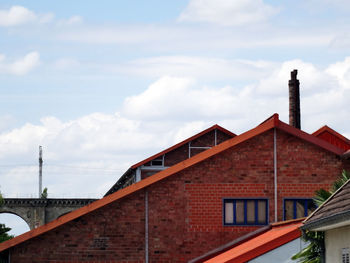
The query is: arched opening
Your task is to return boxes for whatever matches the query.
[0,213,30,236]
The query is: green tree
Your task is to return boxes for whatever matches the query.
[292,170,350,263]
[0,192,3,206]
[0,191,14,242]
[41,187,48,199]
[0,224,13,243]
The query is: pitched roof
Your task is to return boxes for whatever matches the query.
[313,125,350,151]
[0,114,346,253]
[303,178,350,231]
[130,124,236,169]
[343,149,350,158]
[202,219,303,263]
[105,124,236,196]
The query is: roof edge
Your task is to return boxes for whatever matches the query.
[342,149,350,159]
[232,224,301,263]
[313,125,350,144]
[303,210,350,231]
[0,117,276,253]
[189,225,271,263]
[277,122,345,156]
[203,220,302,263]
[271,218,305,227]
[303,178,350,224]
[104,167,133,196]
[131,124,236,169]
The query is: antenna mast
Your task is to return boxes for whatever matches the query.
[39,146,43,198]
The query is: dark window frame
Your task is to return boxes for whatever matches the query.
[150,155,164,166]
[223,198,269,226]
[283,198,316,220]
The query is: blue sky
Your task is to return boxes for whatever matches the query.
[1,0,350,235]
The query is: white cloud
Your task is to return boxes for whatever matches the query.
[0,115,16,132]
[0,6,36,26]
[255,59,334,96]
[0,52,40,75]
[118,56,276,80]
[121,59,350,134]
[326,57,350,90]
[53,58,81,70]
[0,5,54,27]
[56,23,332,53]
[1,57,350,201]
[178,0,278,26]
[0,6,82,28]
[56,15,83,26]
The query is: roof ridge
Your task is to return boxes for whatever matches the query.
[271,218,304,227]
[130,124,236,169]
[312,125,350,144]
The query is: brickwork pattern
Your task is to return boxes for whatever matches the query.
[10,192,146,263]
[6,129,350,262]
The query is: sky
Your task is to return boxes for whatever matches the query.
[1,0,350,235]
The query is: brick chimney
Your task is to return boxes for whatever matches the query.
[289,69,301,129]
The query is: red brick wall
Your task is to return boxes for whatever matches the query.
[163,144,189,167]
[10,192,146,263]
[163,129,233,167]
[7,129,349,262]
[276,129,344,220]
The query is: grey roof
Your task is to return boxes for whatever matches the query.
[303,179,350,230]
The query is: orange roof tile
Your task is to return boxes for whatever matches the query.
[204,220,303,263]
[0,114,346,253]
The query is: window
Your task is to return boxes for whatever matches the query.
[343,248,350,263]
[150,156,164,166]
[223,199,268,225]
[284,199,316,220]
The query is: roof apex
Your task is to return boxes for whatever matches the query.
[313,125,350,145]
[130,124,236,169]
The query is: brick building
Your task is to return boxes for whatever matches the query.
[0,71,350,262]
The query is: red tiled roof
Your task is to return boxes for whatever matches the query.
[0,114,346,252]
[312,125,350,151]
[204,219,303,263]
[131,124,236,169]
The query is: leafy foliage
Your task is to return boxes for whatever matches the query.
[0,191,14,243]
[292,170,350,263]
[41,187,48,199]
[0,224,13,243]
[291,231,324,263]
[313,188,331,207]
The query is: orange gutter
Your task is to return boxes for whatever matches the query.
[204,220,302,263]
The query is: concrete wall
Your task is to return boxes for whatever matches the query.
[5,130,349,262]
[325,225,350,263]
